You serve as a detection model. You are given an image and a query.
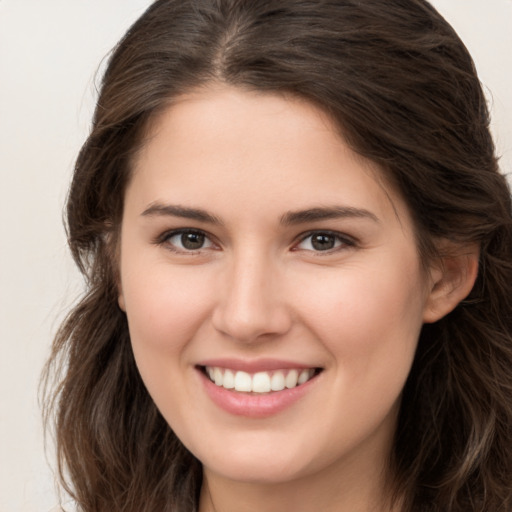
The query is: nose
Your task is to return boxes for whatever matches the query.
[211,250,292,343]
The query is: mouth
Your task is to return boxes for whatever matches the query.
[198,365,323,394]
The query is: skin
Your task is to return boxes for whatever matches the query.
[118,86,478,512]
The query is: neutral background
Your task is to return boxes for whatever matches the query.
[0,1,511,511]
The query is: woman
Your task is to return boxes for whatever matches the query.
[43,1,512,511]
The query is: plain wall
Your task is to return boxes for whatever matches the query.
[0,1,510,511]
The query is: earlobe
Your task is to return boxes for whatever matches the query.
[423,243,480,324]
[118,291,126,312]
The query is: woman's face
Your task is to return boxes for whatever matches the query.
[118,86,435,487]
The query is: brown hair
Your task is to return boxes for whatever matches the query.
[42,1,512,511]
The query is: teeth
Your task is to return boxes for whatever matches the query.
[252,372,271,393]
[223,369,235,389]
[214,367,223,386]
[285,369,299,389]
[234,371,252,392]
[205,366,316,393]
[270,371,285,391]
[298,369,310,385]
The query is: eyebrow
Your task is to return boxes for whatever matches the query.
[141,203,223,225]
[280,206,379,225]
[141,202,379,226]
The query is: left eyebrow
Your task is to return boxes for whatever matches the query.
[280,206,379,225]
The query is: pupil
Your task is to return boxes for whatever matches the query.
[312,234,335,251]
[181,232,204,250]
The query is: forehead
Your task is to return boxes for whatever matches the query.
[128,86,410,231]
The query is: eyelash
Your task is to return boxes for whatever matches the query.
[155,228,356,254]
[155,229,218,254]
[293,230,356,253]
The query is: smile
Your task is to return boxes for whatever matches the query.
[204,366,318,393]
[197,361,324,417]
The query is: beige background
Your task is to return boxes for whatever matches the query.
[0,1,510,511]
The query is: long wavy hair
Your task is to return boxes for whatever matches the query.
[42,1,512,511]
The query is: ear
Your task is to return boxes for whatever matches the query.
[118,289,126,312]
[423,242,479,324]
[104,227,126,312]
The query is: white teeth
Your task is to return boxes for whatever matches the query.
[298,369,310,385]
[252,372,271,393]
[214,367,223,386]
[205,366,317,393]
[270,371,286,391]
[234,371,252,392]
[285,369,299,389]
[223,369,235,389]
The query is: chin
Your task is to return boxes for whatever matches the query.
[193,433,327,485]
[204,456,309,485]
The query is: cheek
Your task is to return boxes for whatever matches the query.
[296,256,426,375]
[120,258,217,417]
[120,255,215,358]
[295,262,426,441]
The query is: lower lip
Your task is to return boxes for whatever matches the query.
[198,369,319,418]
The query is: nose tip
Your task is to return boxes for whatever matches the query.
[211,263,292,343]
[212,298,291,343]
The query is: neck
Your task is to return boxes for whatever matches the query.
[198,452,400,512]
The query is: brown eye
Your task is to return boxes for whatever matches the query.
[181,232,205,250]
[310,234,336,251]
[296,231,353,252]
[164,230,214,251]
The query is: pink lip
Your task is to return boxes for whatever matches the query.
[197,366,321,419]
[197,358,317,373]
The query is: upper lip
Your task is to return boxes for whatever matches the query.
[196,358,322,373]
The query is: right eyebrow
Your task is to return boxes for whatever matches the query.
[140,202,223,225]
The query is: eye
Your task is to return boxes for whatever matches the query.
[160,229,215,252]
[295,231,353,252]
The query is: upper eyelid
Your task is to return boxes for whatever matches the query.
[294,229,357,245]
[154,227,357,249]
[155,227,217,246]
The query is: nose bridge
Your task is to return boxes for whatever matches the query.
[212,245,291,342]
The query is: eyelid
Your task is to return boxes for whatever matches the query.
[292,230,357,252]
[153,227,356,254]
[154,228,219,252]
